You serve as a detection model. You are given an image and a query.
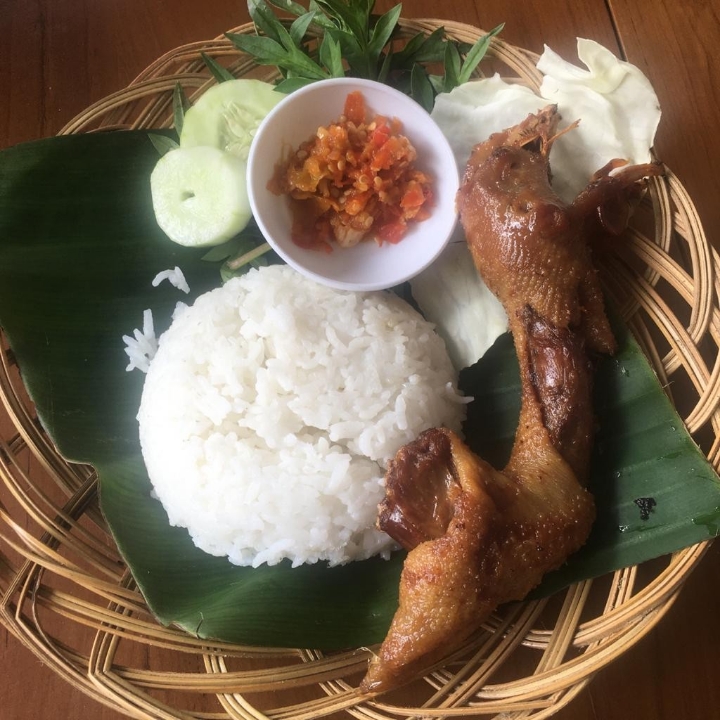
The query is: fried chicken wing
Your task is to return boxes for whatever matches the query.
[361,106,662,694]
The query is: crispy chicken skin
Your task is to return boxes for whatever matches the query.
[361,106,662,694]
[365,426,594,691]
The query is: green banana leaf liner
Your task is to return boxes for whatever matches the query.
[0,131,718,649]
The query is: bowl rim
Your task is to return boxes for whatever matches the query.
[246,76,460,292]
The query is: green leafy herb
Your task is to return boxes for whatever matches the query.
[172,82,191,135]
[201,52,236,83]
[200,220,278,281]
[267,0,335,30]
[289,9,318,46]
[273,76,318,93]
[390,25,446,66]
[226,17,330,82]
[457,24,504,84]
[318,32,344,77]
[410,64,435,112]
[199,236,247,263]
[248,0,287,42]
[148,132,180,157]
[443,40,462,92]
[227,1,502,108]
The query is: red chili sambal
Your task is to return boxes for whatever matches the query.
[270,91,433,252]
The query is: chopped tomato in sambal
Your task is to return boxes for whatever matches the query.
[270,91,433,251]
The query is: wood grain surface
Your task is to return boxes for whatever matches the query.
[2,1,719,718]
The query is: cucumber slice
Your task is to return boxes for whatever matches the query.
[180,79,284,160]
[150,146,251,247]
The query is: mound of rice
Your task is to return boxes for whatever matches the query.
[138,265,468,568]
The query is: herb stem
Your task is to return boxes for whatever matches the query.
[226,242,272,270]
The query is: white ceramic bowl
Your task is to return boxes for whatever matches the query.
[247,77,459,292]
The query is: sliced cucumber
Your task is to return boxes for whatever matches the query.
[180,79,283,160]
[150,146,251,247]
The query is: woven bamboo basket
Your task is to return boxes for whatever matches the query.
[1,18,719,720]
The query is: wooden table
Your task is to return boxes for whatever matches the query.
[1,1,719,718]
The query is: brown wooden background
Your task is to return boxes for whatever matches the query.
[1,1,719,718]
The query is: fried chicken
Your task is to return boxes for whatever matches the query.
[360,106,662,693]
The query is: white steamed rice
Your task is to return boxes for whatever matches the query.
[123,267,190,373]
[137,264,468,568]
[151,266,190,294]
[122,309,157,373]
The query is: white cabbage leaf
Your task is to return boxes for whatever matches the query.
[409,243,507,372]
[537,38,662,203]
[412,39,661,371]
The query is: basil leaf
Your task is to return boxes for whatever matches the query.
[148,133,179,157]
[458,23,504,84]
[201,52,235,83]
[275,14,304,51]
[289,11,318,47]
[247,0,285,43]
[200,237,245,263]
[266,0,309,16]
[410,64,435,112]
[304,0,337,29]
[367,4,402,62]
[226,32,288,65]
[315,0,373,40]
[319,33,345,77]
[395,26,448,65]
[271,21,330,77]
[238,1,500,93]
[227,32,328,79]
[327,27,367,76]
[172,82,190,136]
[443,40,462,91]
[377,46,393,83]
[428,73,445,95]
[274,76,316,93]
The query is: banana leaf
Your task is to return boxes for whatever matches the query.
[0,132,718,648]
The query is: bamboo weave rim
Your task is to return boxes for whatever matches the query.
[2,18,719,720]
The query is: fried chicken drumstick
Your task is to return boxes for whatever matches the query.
[360,105,662,694]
